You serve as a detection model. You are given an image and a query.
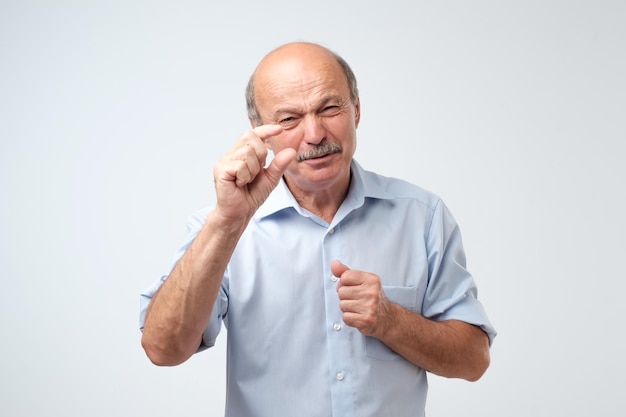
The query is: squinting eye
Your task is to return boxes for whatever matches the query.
[279,117,295,124]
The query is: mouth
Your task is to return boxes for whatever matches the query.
[296,143,343,163]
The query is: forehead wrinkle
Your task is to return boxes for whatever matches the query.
[255,54,350,121]
[264,78,348,117]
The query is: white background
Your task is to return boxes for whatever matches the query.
[1,1,625,416]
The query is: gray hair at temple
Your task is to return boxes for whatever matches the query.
[245,46,360,126]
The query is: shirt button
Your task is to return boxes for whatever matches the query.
[336,372,344,381]
[328,228,335,234]
[331,275,339,282]
[333,322,342,331]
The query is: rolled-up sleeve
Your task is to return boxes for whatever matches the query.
[138,207,228,351]
[422,200,497,345]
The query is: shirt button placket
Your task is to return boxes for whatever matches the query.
[324,224,354,416]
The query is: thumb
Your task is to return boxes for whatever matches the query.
[330,260,350,279]
[265,148,296,184]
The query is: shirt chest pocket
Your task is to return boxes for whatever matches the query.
[364,285,419,361]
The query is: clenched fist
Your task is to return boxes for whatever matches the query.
[332,260,392,338]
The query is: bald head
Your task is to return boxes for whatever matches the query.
[246,42,359,126]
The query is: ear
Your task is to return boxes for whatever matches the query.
[249,117,258,128]
[354,98,361,128]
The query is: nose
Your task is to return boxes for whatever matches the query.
[301,114,326,145]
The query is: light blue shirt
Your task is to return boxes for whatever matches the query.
[140,160,496,417]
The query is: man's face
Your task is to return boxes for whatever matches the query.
[253,46,360,196]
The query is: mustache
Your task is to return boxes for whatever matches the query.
[296,143,343,162]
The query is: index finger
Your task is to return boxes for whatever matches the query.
[252,124,283,142]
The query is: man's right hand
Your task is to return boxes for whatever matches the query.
[213,124,296,222]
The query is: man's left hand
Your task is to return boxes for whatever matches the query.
[331,260,392,338]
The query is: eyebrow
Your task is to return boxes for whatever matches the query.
[272,95,347,118]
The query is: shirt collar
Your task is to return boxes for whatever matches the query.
[254,159,394,220]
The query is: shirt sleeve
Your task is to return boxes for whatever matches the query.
[422,199,497,345]
[138,207,228,351]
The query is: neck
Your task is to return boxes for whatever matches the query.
[286,173,351,224]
